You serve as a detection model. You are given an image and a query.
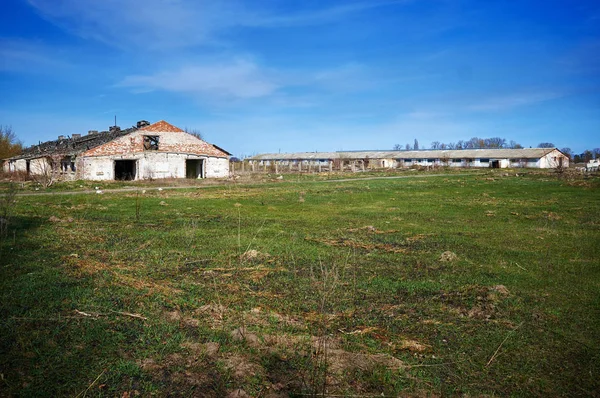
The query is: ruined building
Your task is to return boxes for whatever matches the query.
[2,120,230,180]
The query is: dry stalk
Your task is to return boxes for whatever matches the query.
[486,322,524,367]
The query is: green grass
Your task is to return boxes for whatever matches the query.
[1,169,599,396]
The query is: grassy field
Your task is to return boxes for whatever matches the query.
[0,170,599,397]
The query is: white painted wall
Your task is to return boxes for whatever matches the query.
[205,157,229,178]
[79,153,230,180]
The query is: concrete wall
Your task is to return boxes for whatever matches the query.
[205,157,229,178]
[77,128,229,180]
[79,153,229,180]
[540,150,569,168]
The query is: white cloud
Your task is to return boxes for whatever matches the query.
[119,59,280,99]
[26,0,406,50]
[118,59,378,102]
[467,92,564,111]
[247,1,407,28]
[27,0,246,49]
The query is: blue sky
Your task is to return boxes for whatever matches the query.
[1,0,598,157]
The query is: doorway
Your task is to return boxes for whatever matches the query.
[186,159,204,179]
[491,160,500,169]
[114,160,136,180]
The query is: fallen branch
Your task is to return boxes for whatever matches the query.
[110,310,147,321]
[74,309,101,317]
[514,262,528,271]
[486,322,524,367]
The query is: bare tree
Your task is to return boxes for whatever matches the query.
[431,141,441,149]
[560,147,573,160]
[0,125,23,160]
[184,127,204,141]
[538,142,555,148]
[413,139,419,150]
[393,144,402,150]
[31,156,59,188]
[485,137,506,148]
[405,143,411,151]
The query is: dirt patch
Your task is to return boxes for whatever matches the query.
[441,284,510,320]
[491,285,510,296]
[226,389,251,398]
[193,304,227,329]
[138,354,225,397]
[227,327,404,380]
[164,310,182,322]
[62,257,109,277]
[222,353,265,380]
[49,215,74,223]
[326,349,404,375]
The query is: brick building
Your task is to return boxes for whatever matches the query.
[2,120,230,180]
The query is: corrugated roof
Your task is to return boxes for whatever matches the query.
[248,148,558,161]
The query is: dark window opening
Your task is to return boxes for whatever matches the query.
[186,159,204,179]
[143,135,159,151]
[479,158,489,163]
[115,160,136,180]
[452,158,462,163]
[61,156,76,172]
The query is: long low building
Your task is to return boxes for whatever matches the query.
[2,120,231,181]
[248,148,569,171]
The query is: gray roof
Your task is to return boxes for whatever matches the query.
[6,127,138,161]
[249,148,559,161]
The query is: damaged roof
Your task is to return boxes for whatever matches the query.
[11,127,138,160]
[5,120,231,160]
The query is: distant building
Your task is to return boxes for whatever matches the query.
[248,148,569,172]
[2,120,230,180]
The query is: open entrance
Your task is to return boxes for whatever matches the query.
[491,160,500,169]
[186,159,204,179]
[114,160,136,180]
[26,160,30,175]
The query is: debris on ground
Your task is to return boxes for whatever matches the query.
[439,251,458,262]
[240,249,270,262]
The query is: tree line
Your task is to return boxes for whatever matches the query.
[392,137,599,164]
[562,147,600,163]
[394,137,531,151]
